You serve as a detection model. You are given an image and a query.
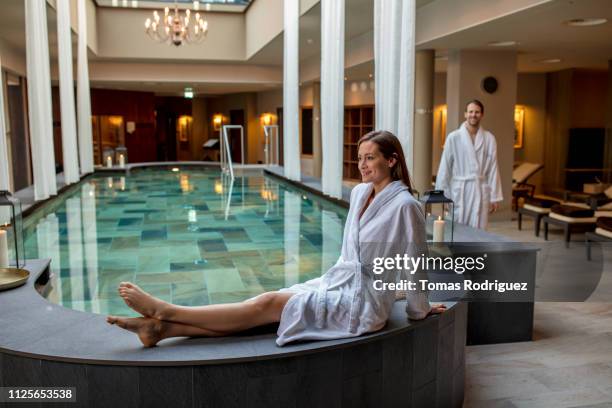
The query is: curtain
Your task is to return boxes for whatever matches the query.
[320,0,345,199]
[56,0,80,184]
[25,0,57,200]
[77,0,95,174]
[282,0,301,181]
[374,0,416,173]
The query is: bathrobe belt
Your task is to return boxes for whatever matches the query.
[452,175,485,224]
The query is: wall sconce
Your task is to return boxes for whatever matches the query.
[261,113,273,126]
[213,114,223,131]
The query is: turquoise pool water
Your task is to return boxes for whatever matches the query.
[24,168,347,316]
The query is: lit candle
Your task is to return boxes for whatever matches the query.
[119,154,125,168]
[107,177,113,189]
[433,215,445,243]
[106,155,113,168]
[188,209,197,223]
[120,177,126,191]
[0,229,9,268]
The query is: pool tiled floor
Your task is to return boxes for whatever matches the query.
[25,168,347,316]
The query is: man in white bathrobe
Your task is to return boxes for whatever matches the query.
[435,100,503,230]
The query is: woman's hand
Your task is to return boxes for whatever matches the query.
[429,304,447,315]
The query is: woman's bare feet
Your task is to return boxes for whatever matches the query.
[118,282,171,320]
[106,316,165,347]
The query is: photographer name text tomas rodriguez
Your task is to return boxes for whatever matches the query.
[373,279,529,293]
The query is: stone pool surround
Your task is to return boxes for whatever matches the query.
[0,259,466,407]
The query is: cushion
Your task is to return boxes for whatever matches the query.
[549,213,597,223]
[598,201,612,210]
[551,204,594,218]
[595,228,612,240]
[561,201,591,209]
[597,217,612,232]
[595,211,612,218]
[523,204,550,214]
[605,185,612,199]
[524,196,560,208]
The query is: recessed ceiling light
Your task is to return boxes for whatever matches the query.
[344,76,348,80]
[564,18,608,27]
[538,58,562,63]
[306,38,314,45]
[488,41,518,47]
[368,73,373,78]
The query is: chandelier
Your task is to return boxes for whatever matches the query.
[145,2,209,47]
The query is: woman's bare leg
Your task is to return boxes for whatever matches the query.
[117,282,294,333]
[106,316,229,347]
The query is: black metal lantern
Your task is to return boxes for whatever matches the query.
[419,190,454,243]
[0,191,25,268]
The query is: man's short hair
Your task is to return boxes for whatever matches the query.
[465,99,484,114]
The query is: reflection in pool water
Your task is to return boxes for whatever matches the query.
[25,169,347,316]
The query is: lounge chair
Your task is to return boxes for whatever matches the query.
[543,204,597,248]
[586,216,612,260]
[512,162,544,211]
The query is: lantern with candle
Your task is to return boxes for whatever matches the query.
[419,190,454,243]
[115,146,128,168]
[103,147,115,168]
[0,191,25,268]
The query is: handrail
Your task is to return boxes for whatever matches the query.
[263,125,279,166]
[221,125,245,180]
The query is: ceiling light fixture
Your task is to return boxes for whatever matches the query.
[564,18,608,27]
[145,0,208,47]
[184,87,194,98]
[488,41,518,47]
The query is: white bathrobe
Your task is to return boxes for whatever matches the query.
[435,122,503,229]
[276,181,431,346]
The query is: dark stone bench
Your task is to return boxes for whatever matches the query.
[0,260,467,408]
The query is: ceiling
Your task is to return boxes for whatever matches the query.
[1,0,611,96]
[419,0,612,73]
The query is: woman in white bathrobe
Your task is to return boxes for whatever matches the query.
[435,100,503,229]
[107,131,444,347]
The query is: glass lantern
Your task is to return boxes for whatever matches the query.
[0,191,25,268]
[103,147,115,168]
[115,146,128,168]
[419,190,454,243]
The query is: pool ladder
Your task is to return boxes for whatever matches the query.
[220,125,245,180]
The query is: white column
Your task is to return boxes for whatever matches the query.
[0,57,10,191]
[282,0,301,181]
[77,0,94,174]
[25,0,57,200]
[56,0,80,184]
[374,0,416,173]
[320,0,345,199]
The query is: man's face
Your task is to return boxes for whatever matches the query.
[464,103,483,127]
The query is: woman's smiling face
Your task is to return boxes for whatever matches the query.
[358,141,395,184]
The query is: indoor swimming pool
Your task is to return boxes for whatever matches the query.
[24,168,347,316]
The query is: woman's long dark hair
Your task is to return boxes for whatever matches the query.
[357,130,414,193]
